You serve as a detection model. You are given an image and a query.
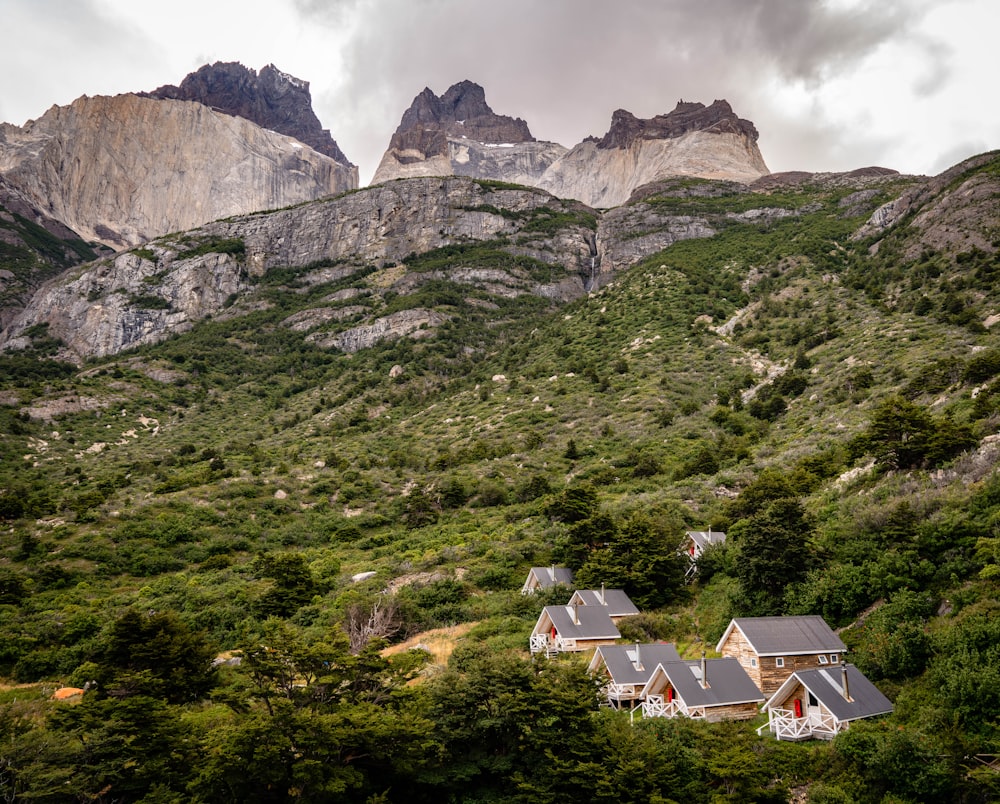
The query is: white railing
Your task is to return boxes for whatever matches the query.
[605,683,642,706]
[529,633,549,654]
[641,695,686,719]
[554,636,577,652]
[766,708,841,741]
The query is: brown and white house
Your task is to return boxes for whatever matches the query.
[521,566,574,595]
[529,600,620,657]
[760,664,894,741]
[639,656,765,722]
[716,616,847,695]
[568,587,640,623]
[588,642,682,709]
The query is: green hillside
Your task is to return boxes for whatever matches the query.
[1,157,999,802]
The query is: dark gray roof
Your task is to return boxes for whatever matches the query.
[539,604,621,640]
[592,643,683,684]
[687,530,726,549]
[768,666,894,722]
[645,658,765,707]
[525,566,574,588]
[719,616,846,656]
[570,589,640,617]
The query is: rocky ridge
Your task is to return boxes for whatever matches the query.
[0,93,357,250]
[1,177,604,360]
[143,62,354,167]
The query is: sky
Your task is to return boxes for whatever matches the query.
[1,0,997,187]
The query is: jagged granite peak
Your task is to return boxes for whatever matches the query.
[372,82,563,186]
[0,93,358,249]
[143,61,354,167]
[595,100,759,149]
[394,80,534,146]
[537,98,769,208]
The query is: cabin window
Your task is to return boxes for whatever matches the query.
[808,692,819,707]
[818,655,829,665]
[750,657,758,668]
[775,657,785,668]
[829,654,839,664]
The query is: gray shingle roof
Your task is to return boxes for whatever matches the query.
[537,604,621,640]
[687,530,727,549]
[524,566,574,589]
[591,643,682,684]
[644,658,765,707]
[766,666,894,722]
[718,616,847,656]
[570,589,640,617]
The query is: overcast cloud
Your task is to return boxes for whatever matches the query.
[1,0,996,184]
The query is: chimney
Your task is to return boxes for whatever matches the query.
[572,600,579,625]
[700,651,708,689]
[841,663,851,701]
[633,642,642,671]
[550,565,556,582]
[600,583,606,605]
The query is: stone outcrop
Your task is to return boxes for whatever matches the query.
[372,81,566,185]
[0,93,357,249]
[143,62,354,167]
[1,177,598,361]
[537,100,769,208]
[853,152,999,259]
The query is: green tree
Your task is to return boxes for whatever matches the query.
[730,499,814,616]
[90,609,217,703]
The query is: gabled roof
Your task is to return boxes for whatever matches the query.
[523,566,574,590]
[643,658,765,707]
[569,588,640,618]
[764,665,894,722]
[687,530,726,549]
[588,643,683,684]
[534,603,621,641]
[716,616,847,657]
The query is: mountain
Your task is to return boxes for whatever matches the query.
[374,89,770,208]
[0,73,357,250]
[537,100,770,207]
[142,61,355,168]
[371,81,567,185]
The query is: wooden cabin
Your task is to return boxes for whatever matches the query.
[588,643,682,709]
[529,601,620,657]
[685,529,726,560]
[639,657,764,722]
[683,529,727,580]
[715,616,847,695]
[568,586,640,623]
[760,665,893,741]
[521,566,574,595]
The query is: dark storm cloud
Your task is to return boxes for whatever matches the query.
[310,0,946,182]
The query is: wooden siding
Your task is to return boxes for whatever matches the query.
[719,629,845,694]
[701,701,760,723]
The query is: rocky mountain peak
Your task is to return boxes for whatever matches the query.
[392,80,534,147]
[596,99,759,150]
[143,61,354,166]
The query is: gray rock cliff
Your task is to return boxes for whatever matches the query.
[0,93,358,249]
